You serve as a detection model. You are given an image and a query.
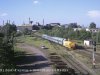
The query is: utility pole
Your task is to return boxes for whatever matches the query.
[29,17,30,24]
[8,20,10,24]
[3,20,5,25]
[43,19,44,26]
[7,20,8,24]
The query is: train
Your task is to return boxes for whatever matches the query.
[42,34,76,49]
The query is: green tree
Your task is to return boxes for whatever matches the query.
[0,23,17,75]
[68,23,78,28]
[32,25,40,30]
[79,30,91,40]
[39,25,92,40]
[96,31,100,43]
[2,23,17,36]
[23,28,31,35]
[0,32,15,75]
[89,22,96,29]
[11,23,17,33]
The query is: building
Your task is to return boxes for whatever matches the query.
[17,17,33,32]
[49,23,61,27]
[62,24,69,28]
[73,28,84,31]
[86,28,99,32]
[17,24,33,32]
[84,40,93,47]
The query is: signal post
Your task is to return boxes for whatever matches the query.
[92,41,96,69]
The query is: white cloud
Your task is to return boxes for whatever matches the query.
[87,10,100,18]
[33,0,39,4]
[0,13,8,17]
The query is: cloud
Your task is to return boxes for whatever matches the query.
[87,10,100,18]
[33,0,39,4]
[0,13,8,17]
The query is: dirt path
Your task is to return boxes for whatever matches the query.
[16,43,53,75]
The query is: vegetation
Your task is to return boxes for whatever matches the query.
[0,21,99,74]
[35,22,100,43]
[23,28,31,35]
[89,22,96,29]
[38,26,92,40]
[68,23,79,28]
[32,25,40,30]
[17,21,100,46]
[0,23,17,75]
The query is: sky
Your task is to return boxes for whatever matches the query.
[0,0,100,27]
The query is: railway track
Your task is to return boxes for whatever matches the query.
[48,52,89,75]
[74,49,100,63]
[40,38,91,75]
[47,41,95,75]
[33,34,95,74]
[62,54,89,75]
[84,48,100,56]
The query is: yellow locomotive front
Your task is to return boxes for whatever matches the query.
[63,39,76,49]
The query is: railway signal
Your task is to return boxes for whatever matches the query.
[93,41,96,52]
[92,41,96,68]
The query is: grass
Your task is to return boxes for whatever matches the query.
[14,45,24,52]
[16,35,100,56]
[15,35,68,75]
[15,35,100,75]
[74,40,84,46]
[16,35,85,50]
[16,35,67,55]
[14,46,26,61]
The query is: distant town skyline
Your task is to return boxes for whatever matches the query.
[0,0,100,27]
